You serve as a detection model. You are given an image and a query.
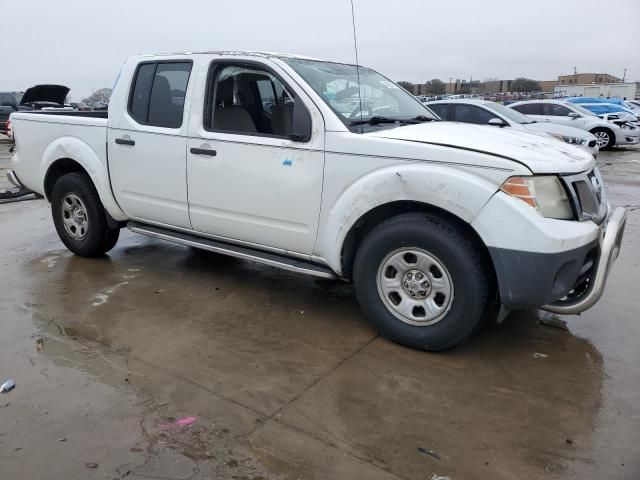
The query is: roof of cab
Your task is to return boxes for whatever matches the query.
[132,51,321,61]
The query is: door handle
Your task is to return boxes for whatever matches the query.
[190,147,217,156]
[115,138,135,146]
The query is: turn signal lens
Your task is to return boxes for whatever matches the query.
[501,177,537,208]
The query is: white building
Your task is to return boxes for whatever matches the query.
[554,82,637,100]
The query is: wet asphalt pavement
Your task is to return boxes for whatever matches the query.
[0,137,639,479]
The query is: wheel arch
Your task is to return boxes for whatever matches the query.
[40,136,127,221]
[339,200,496,284]
[589,126,616,147]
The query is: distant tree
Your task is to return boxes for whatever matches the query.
[82,88,112,107]
[427,79,446,95]
[511,78,541,93]
[397,81,414,93]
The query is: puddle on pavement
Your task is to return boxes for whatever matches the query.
[3,238,610,479]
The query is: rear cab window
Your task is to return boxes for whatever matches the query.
[128,61,192,128]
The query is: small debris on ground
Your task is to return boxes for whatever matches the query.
[533,353,549,359]
[538,313,568,331]
[35,338,44,353]
[1,379,16,393]
[430,475,451,480]
[58,438,67,442]
[418,447,441,460]
[161,416,198,428]
[566,438,573,444]
[154,289,168,294]
[85,462,99,469]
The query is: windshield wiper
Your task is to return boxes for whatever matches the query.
[350,115,434,127]
[349,116,402,126]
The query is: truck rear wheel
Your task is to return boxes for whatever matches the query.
[51,172,120,257]
[353,212,492,351]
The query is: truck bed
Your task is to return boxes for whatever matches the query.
[10,111,108,195]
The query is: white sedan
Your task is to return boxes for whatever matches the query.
[426,99,599,156]
[507,99,640,149]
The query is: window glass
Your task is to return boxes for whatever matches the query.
[129,63,156,124]
[147,63,191,128]
[543,103,571,116]
[428,103,449,120]
[129,62,191,128]
[207,64,301,138]
[511,103,542,115]
[452,104,495,124]
[282,58,436,130]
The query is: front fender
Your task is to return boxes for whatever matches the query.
[315,163,502,274]
[41,137,127,221]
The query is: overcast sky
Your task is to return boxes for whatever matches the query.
[3,0,639,101]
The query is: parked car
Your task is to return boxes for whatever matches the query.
[426,99,599,156]
[1,85,71,134]
[0,92,24,134]
[508,100,640,149]
[70,102,92,111]
[576,103,640,124]
[8,51,626,351]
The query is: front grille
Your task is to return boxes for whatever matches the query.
[561,168,608,224]
[588,140,597,148]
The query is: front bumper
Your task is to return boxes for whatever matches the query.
[487,207,626,313]
[542,207,626,315]
[616,130,640,145]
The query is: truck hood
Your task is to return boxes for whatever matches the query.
[367,121,594,174]
[20,84,69,106]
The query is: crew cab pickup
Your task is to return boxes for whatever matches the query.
[8,51,627,351]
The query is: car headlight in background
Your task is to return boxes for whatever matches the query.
[501,176,574,219]
[550,133,586,145]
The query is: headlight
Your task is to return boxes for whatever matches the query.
[501,176,574,219]
[550,133,586,145]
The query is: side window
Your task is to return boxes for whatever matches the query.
[452,104,495,124]
[512,103,542,115]
[129,61,192,128]
[428,103,449,120]
[543,104,571,116]
[206,63,304,139]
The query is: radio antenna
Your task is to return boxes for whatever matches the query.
[350,0,364,130]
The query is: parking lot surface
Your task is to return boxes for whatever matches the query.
[0,138,639,479]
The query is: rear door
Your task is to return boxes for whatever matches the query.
[108,60,193,229]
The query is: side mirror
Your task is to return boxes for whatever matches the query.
[488,117,506,127]
[568,112,580,119]
[289,100,312,142]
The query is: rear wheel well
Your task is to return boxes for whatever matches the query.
[44,158,89,201]
[340,201,495,283]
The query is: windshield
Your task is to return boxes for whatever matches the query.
[485,102,534,124]
[570,104,597,117]
[282,58,436,130]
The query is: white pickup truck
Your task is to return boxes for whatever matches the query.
[8,51,627,351]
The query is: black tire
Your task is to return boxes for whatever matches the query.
[590,127,615,150]
[51,172,120,257]
[353,212,493,351]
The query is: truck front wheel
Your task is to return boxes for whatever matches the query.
[353,212,493,351]
[51,172,120,257]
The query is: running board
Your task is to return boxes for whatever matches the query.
[127,222,337,279]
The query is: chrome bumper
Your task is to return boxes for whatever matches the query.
[542,207,627,315]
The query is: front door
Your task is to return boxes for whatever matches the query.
[186,60,325,255]
[108,60,193,229]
